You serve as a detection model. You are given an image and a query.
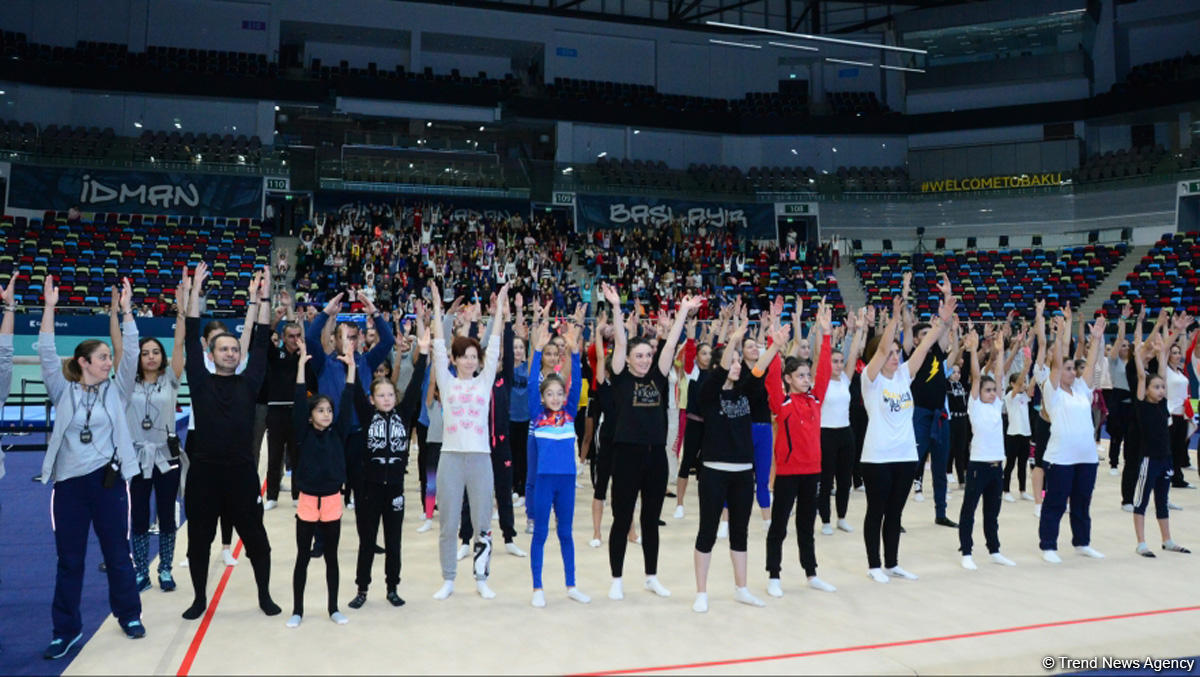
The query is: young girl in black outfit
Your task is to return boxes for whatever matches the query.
[287,342,355,628]
[347,311,430,610]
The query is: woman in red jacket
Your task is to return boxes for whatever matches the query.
[764,302,838,596]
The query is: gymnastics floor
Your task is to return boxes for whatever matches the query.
[33,442,1200,675]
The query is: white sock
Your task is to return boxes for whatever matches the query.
[285,614,302,628]
[692,592,709,613]
[644,576,671,598]
[734,586,765,607]
[432,580,454,600]
[807,576,836,593]
[476,580,496,599]
[567,587,591,604]
[531,589,546,608]
[608,578,624,600]
[766,578,783,598]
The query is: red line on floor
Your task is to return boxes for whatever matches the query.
[575,605,1200,676]
[176,479,266,677]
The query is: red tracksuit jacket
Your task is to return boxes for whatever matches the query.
[766,335,832,476]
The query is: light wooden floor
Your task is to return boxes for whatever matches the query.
[65,443,1200,676]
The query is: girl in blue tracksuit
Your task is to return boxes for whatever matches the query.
[526,325,589,608]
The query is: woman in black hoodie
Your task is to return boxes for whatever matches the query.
[287,341,356,628]
[348,310,431,610]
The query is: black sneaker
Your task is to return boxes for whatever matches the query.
[43,633,82,659]
[348,592,367,609]
[373,544,386,554]
[309,545,324,559]
[935,517,958,528]
[135,575,151,593]
[121,619,146,639]
[386,590,406,607]
[159,570,177,592]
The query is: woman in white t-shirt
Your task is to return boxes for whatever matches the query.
[817,306,867,536]
[1165,335,1191,489]
[1003,368,1035,502]
[860,294,956,583]
[1038,310,1105,564]
[957,331,1018,571]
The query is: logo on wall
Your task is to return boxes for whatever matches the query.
[607,203,749,229]
[79,173,201,210]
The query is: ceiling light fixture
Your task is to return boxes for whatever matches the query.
[706,20,927,55]
[880,64,926,73]
[826,57,875,67]
[709,39,762,49]
[769,41,819,52]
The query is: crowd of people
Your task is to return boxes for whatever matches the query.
[4,221,1199,658]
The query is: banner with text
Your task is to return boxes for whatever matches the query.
[7,164,264,218]
[313,190,528,223]
[919,172,1067,193]
[576,193,775,239]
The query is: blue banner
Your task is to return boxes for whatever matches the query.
[576,193,775,239]
[10,314,249,337]
[313,190,528,223]
[7,164,264,218]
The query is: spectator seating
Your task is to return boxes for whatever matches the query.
[0,211,271,314]
[856,244,1128,320]
[1076,145,1170,182]
[827,91,889,116]
[134,130,262,164]
[1103,232,1200,317]
[1111,53,1200,94]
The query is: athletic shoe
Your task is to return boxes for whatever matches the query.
[836,519,854,533]
[935,516,958,528]
[961,555,978,571]
[456,543,470,561]
[807,577,836,593]
[866,568,889,583]
[1004,493,1016,503]
[330,612,349,625]
[135,574,151,593]
[673,505,685,519]
[286,615,302,628]
[222,548,238,567]
[1075,545,1105,559]
[514,496,525,508]
[885,566,918,580]
[589,538,602,548]
[766,578,784,598]
[608,578,624,600]
[1168,501,1183,511]
[263,499,277,511]
[990,553,1016,566]
[525,520,534,534]
[432,581,454,600]
[1121,503,1134,512]
[476,581,497,600]
[913,491,925,503]
[692,592,708,613]
[1033,505,1042,518]
[43,633,82,659]
[159,571,176,592]
[821,523,834,535]
[505,542,527,558]
[733,586,765,607]
[1109,467,1120,476]
[1042,550,1061,564]
[717,521,729,539]
[386,590,406,607]
[644,576,671,598]
[121,619,146,639]
[567,587,591,604]
[913,479,923,494]
[1163,541,1192,554]
[1021,492,1035,501]
[348,592,367,609]
[416,519,433,533]
[531,590,547,608]
[1136,544,1156,558]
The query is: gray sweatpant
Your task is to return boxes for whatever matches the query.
[437,452,495,581]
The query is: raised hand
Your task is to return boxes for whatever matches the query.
[938,272,952,297]
[770,322,791,347]
[427,280,442,312]
[298,339,311,366]
[817,301,832,334]
[192,261,210,293]
[601,282,620,307]
[359,293,378,316]
[938,295,957,323]
[963,330,979,352]
[1090,316,1107,339]
[323,292,345,317]
[2,275,18,307]
[119,277,133,315]
[1034,298,1046,318]
[44,274,59,307]
[1120,304,1133,320]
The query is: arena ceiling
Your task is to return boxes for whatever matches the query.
[398,0,982,35]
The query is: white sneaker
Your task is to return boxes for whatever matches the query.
[588,538,602,548]
[836,519,854,533]
[181,558,189,568]
[347,501,355,511]
[525,520,534,534]
[1042,550,1062,564]
[946,473,956,487]
[1168,501,1183,511]
[330,611,348,625]
[766,578,783,598]
[807,577,836,593]
[263,499,278,511]
[733,586,765,607]
[608,578,624,600]
[456,544,470,561]
[961,555,978,571]
[914,491,925,503]
[885,566,918,580]
[476,581,496,599]
[821,523,834,536]
[854,485,866,492]
[514,496,525,508]
[763,518,772,529]
[644,576,671,598]
[1109,467,1120,476]
[286,614,302,628]
[1033,505,1042,518]
[1004,493,1016,503]
[692,592,709,613]
[492,509,499,520]
[417,519,434,533]
[531,590,546,608]
[867,568,890,583]
[1121,503,1134,512]
[673,505,685,520]
[433,580,454,600]
[222,548,238,567]
[1075,545,1105,559]
[1021,492,1035,501]
[567,587,591,604]
[717,521,729,539]
[990,552,1016,566]
[506,542,527,557]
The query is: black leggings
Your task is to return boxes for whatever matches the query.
[293,516,341,617]
[608,442,668,578]
[818,427,854,523]
[861,461,916,570]
[355,482,404,592]
[1003,434,1029,493]
[1105,389,1130,468]
[695,466,754,554]
[184,461,273,605]
[850,409,868,488]
[415,422,431,507]
[1170,415,1190,486]
[677,419,704,480]
[766,473,820,577]
[510,420,530,497]
[948,418,970,483]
